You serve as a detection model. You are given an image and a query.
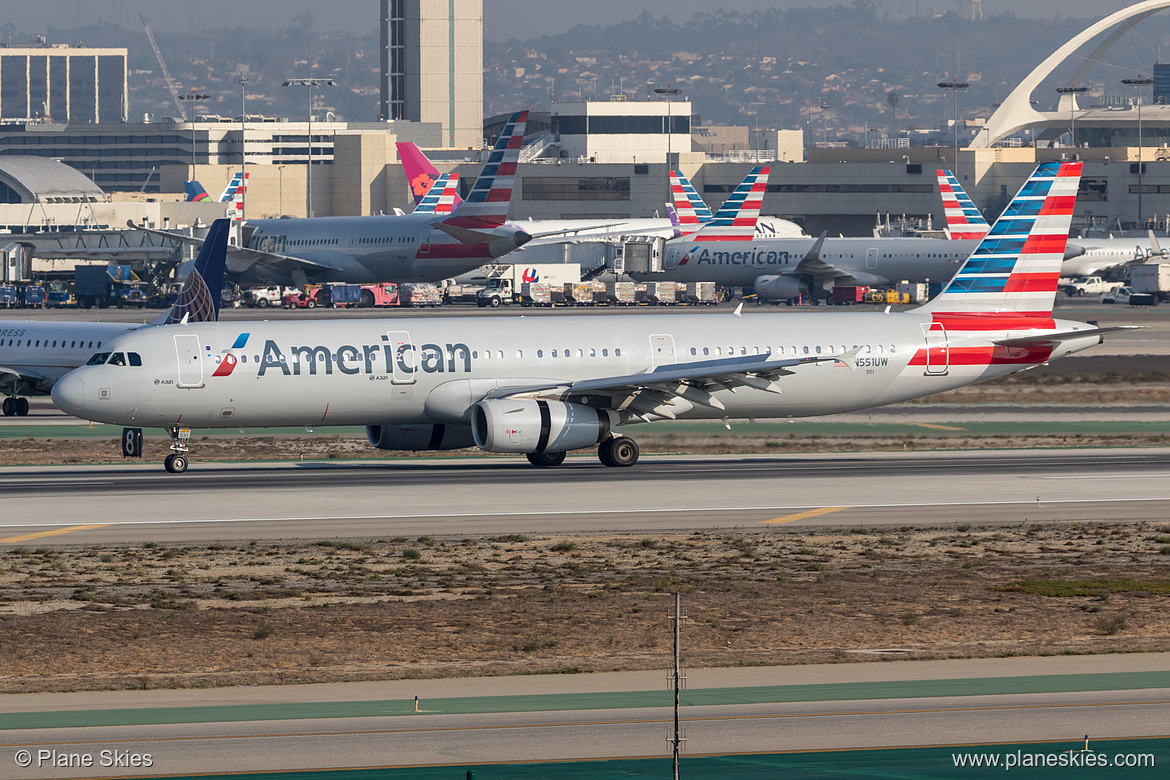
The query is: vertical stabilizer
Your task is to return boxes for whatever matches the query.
[398,141,465,210]
[921,161,1082,316]
[669,170,714,230]
[413,173,461,215]
[444,110,528,229]
[689,165,770,242]
[184,181,211,202]
[937,169,991,240]
[155,219,230,326]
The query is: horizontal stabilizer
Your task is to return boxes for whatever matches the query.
[993,325,1139,348]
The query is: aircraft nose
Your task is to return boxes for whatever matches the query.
[51,371,87,418]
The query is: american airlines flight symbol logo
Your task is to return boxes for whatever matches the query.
[212,333,251,377]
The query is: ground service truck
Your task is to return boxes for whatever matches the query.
[476,264,581,307]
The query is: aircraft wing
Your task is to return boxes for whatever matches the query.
[485,352,847,417]
[785,230,878,284]
[0,365,50,394]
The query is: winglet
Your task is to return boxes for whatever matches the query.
[733,302,743,317]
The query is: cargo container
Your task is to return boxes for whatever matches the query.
[400,283,442,307]
[605,281,637,305]
[682,281,718,305]
[1130,263,1170,302]
[831,286,868,305]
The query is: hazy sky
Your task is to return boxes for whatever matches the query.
[0,0,1144,41]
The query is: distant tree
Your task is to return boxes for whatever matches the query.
[886,89,901,123]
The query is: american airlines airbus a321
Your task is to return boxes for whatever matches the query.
[54,162,1129,473]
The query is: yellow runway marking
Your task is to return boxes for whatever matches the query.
[0,524,111,544]
[905,422,965,431]
[762,507,848,525]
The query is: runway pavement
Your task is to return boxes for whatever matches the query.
[1,448,1169,545]
[3,655,1168,777]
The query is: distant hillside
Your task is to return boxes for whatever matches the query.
[8,6,1168,143]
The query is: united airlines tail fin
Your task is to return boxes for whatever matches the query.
[921,161,1081,316]
[937,169,991,240]
[413,173,461,215]
[669,170,714,230]
[153,218,230,326]
[184,181,212,202]
[444,109,528,229]
[398,141,465,210]
[688,165,770,242]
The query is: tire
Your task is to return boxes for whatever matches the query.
[607,437,639,467]
[306,299,317,309]
[2,398,13,417]
[257,298,270,308]
[526,451,566,468]
[597,438,615,467]
[1076,289,1085,297]
[164,453,189,474]
[16,397,29,416]
[360,290,375,308]
[489,296,501,308]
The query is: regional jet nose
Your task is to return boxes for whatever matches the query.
[51,371,87,418]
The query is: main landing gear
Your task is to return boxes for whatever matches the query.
[2,397,29,416]
[163,425,192,473]
[525,451,566,467]
[598,436,639,468]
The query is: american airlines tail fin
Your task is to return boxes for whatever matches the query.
[689,165,770,242]
[219,172,247,203]
[444,109,528,229]
[153,218,230,326]
[669,170,713,230]
[937,169,991,240]
[921,161,1082,317]
[413,173,460,215]
[184,181,212,202]
[397,141,465,210]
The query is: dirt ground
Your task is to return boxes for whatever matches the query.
[2,525,1169,694]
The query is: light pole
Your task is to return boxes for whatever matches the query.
[1056,85,1088,150]
[937,79,969,164]
[283,77,337,218]
[1122,77,1155,228]
[655,86,682,208]
[178,93,208,175]
[239,77,248,220]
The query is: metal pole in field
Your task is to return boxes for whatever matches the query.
[1056,85,1088,150]
[655,86,682,206]
[284,77,336,218]
[668,592,686,780]
[1122,77,1154,228]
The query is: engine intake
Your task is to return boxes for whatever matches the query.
[753,275,803,301]
[472,399,617,454]
[365,423,475,451]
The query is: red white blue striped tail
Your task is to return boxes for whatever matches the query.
[937,169,990,240]
[669,170,713,229]
[921,161,1081,317]
[445,109,527,229]
[690,165,770,242]
[413,173,460,215]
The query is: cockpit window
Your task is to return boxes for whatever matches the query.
[86,352,111,366]
[128,352,142,367]
[109,353,127,367]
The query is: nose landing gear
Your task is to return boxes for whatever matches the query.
[163,425,192,473]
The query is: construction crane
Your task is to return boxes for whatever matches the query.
[140,14,187,120]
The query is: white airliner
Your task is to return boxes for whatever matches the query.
[53,162,1127,473]
[136,112,534,288]
[0,220,229,417]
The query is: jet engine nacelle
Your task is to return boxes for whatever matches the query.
[365,423,475,451]
[753,275,803,301]
[471,399,617,454]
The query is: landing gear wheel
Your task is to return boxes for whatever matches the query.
[599,436,639,467]
[164,453,189,474]
[15,397,29,416]
[2,398,13,416]
[526,451,566,467]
